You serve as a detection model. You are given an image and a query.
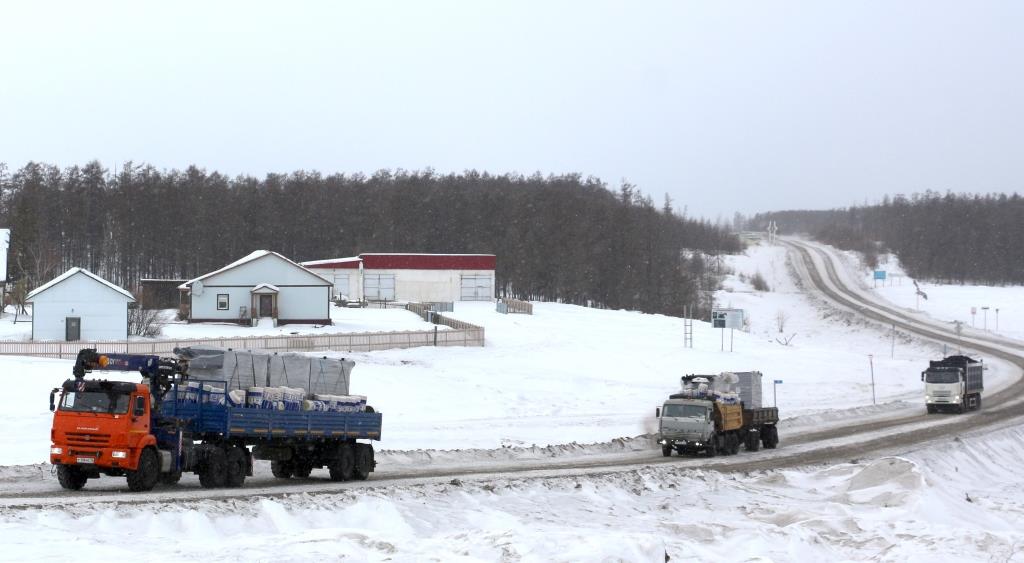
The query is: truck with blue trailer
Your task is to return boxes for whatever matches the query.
[48,348,381,492]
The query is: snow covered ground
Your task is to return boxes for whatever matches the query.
[4,424,1023,561]
[2,240,1022,561]
[0,304,443,342]
[861,252,1024,341]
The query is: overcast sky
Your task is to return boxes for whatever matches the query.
[1,1,1021,219]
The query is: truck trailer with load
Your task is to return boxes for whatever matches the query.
[922,354,983,413]
[48,347,382,492]
[656,372,779,457]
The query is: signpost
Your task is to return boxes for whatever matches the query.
[873,270,886,288]
[773,379,782,407]
[982,306,990,331]
[712,308,744,352]
[868,354,876,405]
[971,307,976,328]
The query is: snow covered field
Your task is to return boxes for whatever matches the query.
[2,241,1022,561]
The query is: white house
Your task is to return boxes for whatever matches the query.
[180,250,333,325]
[302,253,496,303]
[26,268,135,341]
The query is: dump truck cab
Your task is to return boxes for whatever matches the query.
[49,378,158,489]
[657,398,716,455]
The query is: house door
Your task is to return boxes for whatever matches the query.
[66,317,81,341]
[259,295,274,317]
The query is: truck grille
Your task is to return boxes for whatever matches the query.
[932,391,951,398]
[65,432,112,447]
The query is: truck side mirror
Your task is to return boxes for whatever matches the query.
[133,396,146,417]
[49,389,58,412]
[655,408,661,418]
[920,373,924,382]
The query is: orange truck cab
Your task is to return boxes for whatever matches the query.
[49,379,160,491]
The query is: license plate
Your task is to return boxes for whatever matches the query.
[76,457,95,464]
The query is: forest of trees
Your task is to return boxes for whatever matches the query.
[0,161,741,317]
[752,191,1024,284]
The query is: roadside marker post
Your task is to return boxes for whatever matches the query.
[773,379,783,407]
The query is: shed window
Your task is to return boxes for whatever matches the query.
[217,294,229,310]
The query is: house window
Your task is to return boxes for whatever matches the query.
[217,294,229,310]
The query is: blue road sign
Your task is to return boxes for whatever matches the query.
[874,270,887,280]
[774,379,783,384]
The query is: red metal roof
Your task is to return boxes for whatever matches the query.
[304,254,496,270]
[360,254,496,270]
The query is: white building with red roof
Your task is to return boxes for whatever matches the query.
[302,253,496,303]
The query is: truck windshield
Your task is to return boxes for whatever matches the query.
[60,391,130,414]
[662,404,707,418]
[925,371,960,384]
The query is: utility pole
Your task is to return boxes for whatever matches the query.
[868,354,876,405]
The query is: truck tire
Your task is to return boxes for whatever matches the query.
[126,448,160,492]
[225,447,247,488]
[329,443,355,481]
[159,471,182,486]
[199,446,227,488]
[57,465,88,491]
[270,460,294,479]
[706,439,717,457]
[293,460,313,479]
[353,444,374,480]
[661,444,673,457]
[746,431,761,452]
[729,434,740,455]
[926,405,936,414]
[764,426,779,449]
[976,396,982,411]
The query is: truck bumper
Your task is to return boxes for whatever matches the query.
[50,445,135,471]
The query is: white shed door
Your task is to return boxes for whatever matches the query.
[364,274,396,301]
[460,275,492,301]
[333,274,350,299]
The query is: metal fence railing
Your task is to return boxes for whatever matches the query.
[0,325,485,360]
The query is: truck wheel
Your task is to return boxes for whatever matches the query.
[765,426,779,449]
[270,460,294,479]
[706,440,717,457]
[746,431,761,452]
[353,444,374,480]
[926,405,935,414]
[159,471,182,486]
[974,396,982,411]
[199,446,227,488]
[126,448,160,492]
[329,443,355,481]
[293,461,313,479]
[730,434,741,455]
[225,447,247,488]
[661,444,673,457]
[57,465,88,491]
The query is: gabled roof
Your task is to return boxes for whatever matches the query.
[251,283,280,293]
[26,268,136,302]
[179,250,331,289]
[301,256,362,267]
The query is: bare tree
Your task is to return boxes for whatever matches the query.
[128,306,165,337]
[775,309,788,333]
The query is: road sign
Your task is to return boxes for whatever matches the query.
[712,308,744,330]
[774,379,783,384]
[873,270,886,280]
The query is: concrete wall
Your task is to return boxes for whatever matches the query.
[29,274,131,341]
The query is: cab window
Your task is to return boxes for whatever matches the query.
[60,391,131,414]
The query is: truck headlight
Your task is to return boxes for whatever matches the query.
[954,396,960,402]
[50,447,63,455]
[111,450,127,459]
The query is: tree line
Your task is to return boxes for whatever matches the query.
[0,161,741,317]
[751,191,1024,284]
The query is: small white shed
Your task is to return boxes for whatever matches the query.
[26,268,136,341]
[180,250,332,325]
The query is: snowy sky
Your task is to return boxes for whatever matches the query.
[1,1,1021,219]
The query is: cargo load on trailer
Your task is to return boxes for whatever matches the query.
[48,347,382,492]
[656,372,779,457]
[922,354,984,414]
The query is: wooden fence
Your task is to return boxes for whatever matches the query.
[0,324,485,359]
[503,299,533,315]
